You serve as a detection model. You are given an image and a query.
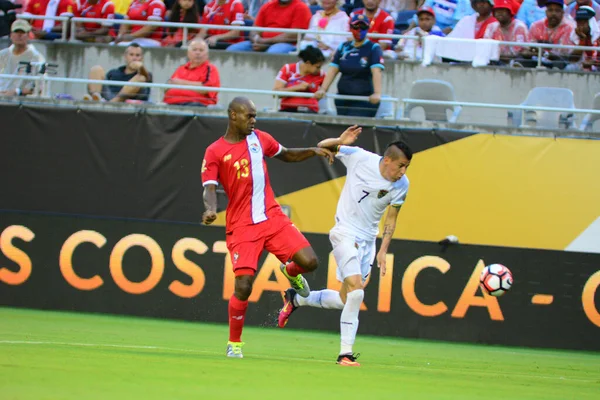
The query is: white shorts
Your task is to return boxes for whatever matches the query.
[329,228,376,283]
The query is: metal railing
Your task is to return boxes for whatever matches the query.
[16,15,600,67]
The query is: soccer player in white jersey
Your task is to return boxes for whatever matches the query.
[277,125,411,367]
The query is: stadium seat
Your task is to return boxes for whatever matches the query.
[310,5,323,14]
[579,92,600,132]
[508,87,576,129]
[402,79,462,123]
[395,10,416,32]
[374,95,396,119]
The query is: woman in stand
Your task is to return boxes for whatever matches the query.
[300,0,350,58]
[162,0,201,47]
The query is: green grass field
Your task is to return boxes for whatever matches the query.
[0,308,598,399]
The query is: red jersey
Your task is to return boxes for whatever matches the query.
[164,61,220,105]
[350,8,395,45]
[77,0,115,32]
[126,0,166,40]
[276,62,324,113]
[25,0,75,30]
[484,19,529,56]
[201,0,245,43]
[529,17,575,55]
[255,0,311,40]
[201,129,286,235]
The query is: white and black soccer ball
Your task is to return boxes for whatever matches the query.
[480,264,513,297]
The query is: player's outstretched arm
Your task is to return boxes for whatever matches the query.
[202,184,218,225]
[275,147,335,164]
[317,125,362,151]
[376,205,402,276]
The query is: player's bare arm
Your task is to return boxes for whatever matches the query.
[202,184,218,225]
[376,205,401,276]
[317,125,363,151]
[275,147,335,164]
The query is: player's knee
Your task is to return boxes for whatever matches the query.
[302,253,319,272]
[234,276,254,300]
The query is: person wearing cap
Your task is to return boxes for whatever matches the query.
[568,0,600,23]
[567,5,600,70]
[0,20,45,97]
[350,0,396,50]
[396,6,445,60]
[448,0,497,39]
[525,0,575,66]
[405,0,474,35]
[315,14,384,117]
[484,0,529,62]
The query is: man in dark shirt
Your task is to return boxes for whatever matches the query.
[84,43,153,102]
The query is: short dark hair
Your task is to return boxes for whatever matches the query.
[298,46,325,65]
[385,141,413,160]
[126,43,143,51]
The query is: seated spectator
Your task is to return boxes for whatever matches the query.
[380,0,418,20]
[113,0,134,15]
[164,39,220,106]
[395,5,444,60]
[315,14,384,117]
[300,0,350,58]
[163,0,201,47]
[405,0,475,35]
[568,0,600,22]
[484,0,529,64]
[75,0,116,43]
[85,43,152,102]
[568,5,600,70]
[273,46,325,113]
[114,0,166,47]
[226,0,312,53]
[0,20,45,97]
[524,0,574,68]
[22,0,75,40]
[197,0,245,50]
[447,0,496,39]
[516,0,546,28]
[242,0,268,20]
[350,0,395,50]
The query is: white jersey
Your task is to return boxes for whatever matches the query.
[333,146,409,241]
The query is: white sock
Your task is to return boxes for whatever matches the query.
[295,289,344,309]
[340,289,363,355]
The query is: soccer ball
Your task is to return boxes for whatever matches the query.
[480,264,513,297]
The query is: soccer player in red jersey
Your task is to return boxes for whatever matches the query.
[201,97,334,358]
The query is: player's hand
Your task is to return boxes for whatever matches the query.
[369,93,381,105]
[376,250,387,276]
[313,147,334,164]
[339,125,362,145]
[202,210,217,225]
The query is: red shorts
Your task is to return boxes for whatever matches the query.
[226,215,310,276]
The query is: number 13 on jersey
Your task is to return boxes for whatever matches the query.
[234,159,249,179]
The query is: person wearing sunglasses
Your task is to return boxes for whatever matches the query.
[316,14,384,117]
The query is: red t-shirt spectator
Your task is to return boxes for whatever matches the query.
[484,19,529,56]
[77,0,115,31]
[276,62,324,113]
[254,0,311,40]
[25,0,75,30]
[164,61,221,105]
[126,0,166,41]
[163,10,201,46]
[529,17,575,55]
[202,0,245,43]
[350,8,395,46]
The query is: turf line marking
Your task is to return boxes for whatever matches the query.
[0,340,596,383]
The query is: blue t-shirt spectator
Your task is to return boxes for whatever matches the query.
[516,0,547,28]
[331,39,384,96]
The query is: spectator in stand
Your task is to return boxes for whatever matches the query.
[524,0,574,68]
[85,43,152,102]
[164,39,221,107]
[447,0,496,39]
[395,5,444,60]
[516,0,546,28]
[0,20,45,97]
[484,0,529,64]
[162,0,200,47]
[315,14,384,117]
[113,0,134,15]
[226,0,311,53]
[567,5,600,70]
[74,0,116,43]
[22,0,76,40]
[197,0,245,50]
[379,0,418,20]
[568,0,600,22]
[114,0,166,47]
[350,0,395,50]
[242,0,267,20]
[299,0,350,58]
[273,46,325,113]
[404,0,474,35]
